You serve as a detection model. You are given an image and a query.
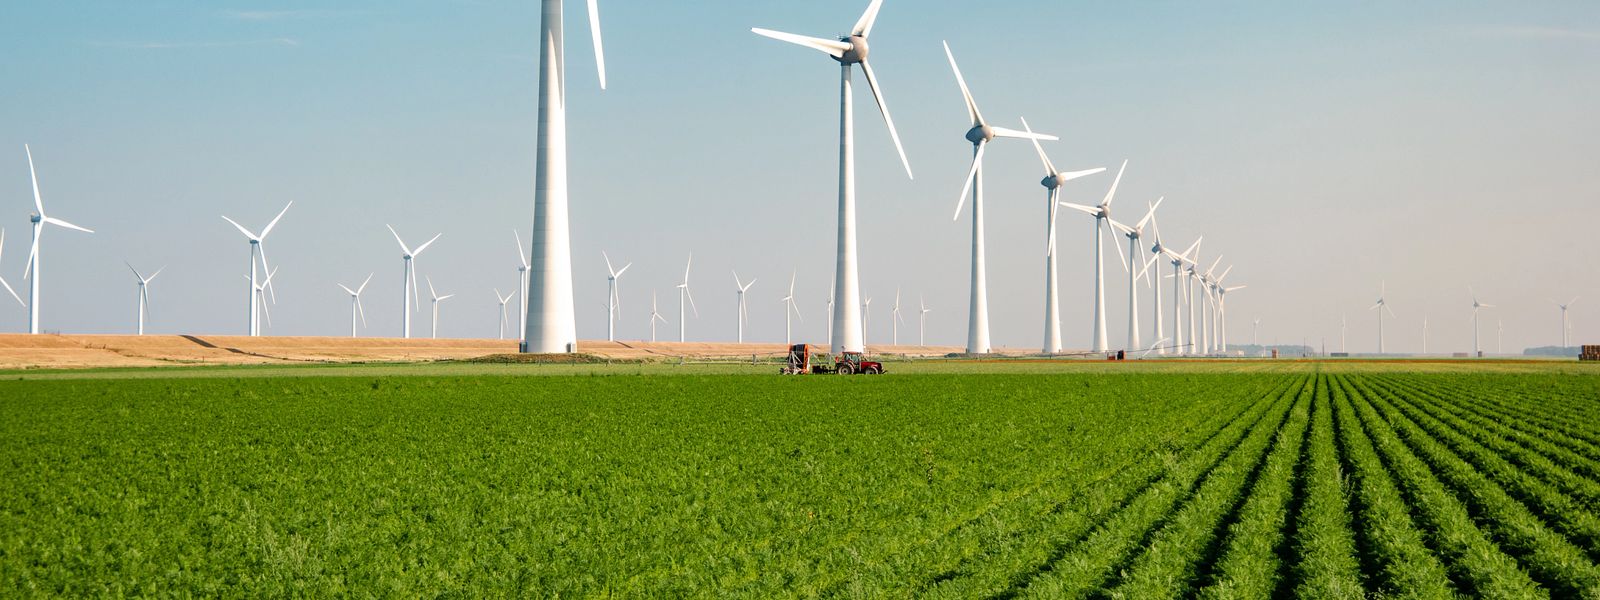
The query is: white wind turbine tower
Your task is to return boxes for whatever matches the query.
[523,0,608,354]
[1110,198,1163,351]
[1497,319,1504,354]
[1370,282,1395,354]
[1195,255,1224,354]
[1208,264,1234,351]
[1470,286,1494,357]
[222,202,291,337]
[676,255,697,342]
[733,271,756,343]
[919,296,932,347]
[1061,161,1130,354]
[945,44,1057,354]
[1252,317,1261,348]
[1153,226,1200,356]
[752,0,913,356]
[1184,240,1205,354]
[125,262,164,335]
[1555,297,1579,349]
[649,290,667,343]
[1422,312,1430,354]
[387,225,440,339]
[1340,313,1348,354]
[1019,118,1104,353]
[494,289,514,340]
[513,231,529,340]
[1214,272,1244,354]
[21,146,95,335]
[426,277,454,339]
[0,230,23,311]
[779,272,802,345]
[603,252,631,342]
[337,273,373,338]
[826,281,835,348]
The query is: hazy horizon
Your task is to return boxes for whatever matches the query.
[1,1,1596,353]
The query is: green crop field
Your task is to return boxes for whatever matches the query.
[3,362,1599,596]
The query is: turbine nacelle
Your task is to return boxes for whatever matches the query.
[965,124,995,145]
[834,35,869,64]
[29,213,42,224]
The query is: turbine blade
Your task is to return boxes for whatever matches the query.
[990,126,1057,142]
[1136,196,1163,230]
[604,251,616,276]
[616,263,631,278]
[386,224,412,255]
[338,284,357,295]
[513,230,529,268]
[259,201,292,238]
[428,276,438,301]
[358,272,373,294]
[0,276,21,306]
[25,144,44,217]
[257,243,277,303]
[357,297,367,328]
[412,233,442,256]
[223,216,259,240]
[1058,167,1105,183]
[852,0,884,37]
[1107,220,1128,271]
[942,41,983,125]
[686,287,699,318]
[684,253,693,283]
[952,140,987,221]
[1100,159,1128,207]
[860,61,913,179]
[751,28,850,58]
[43,216,93,234]
[1020,117,1056,174]
[1058,202,1100,217]
[147,267,164,282]
[126,261,144,280]
[586,0,606,89]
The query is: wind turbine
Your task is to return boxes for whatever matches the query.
[337,273,374,338]
[1061,160,1130,354]
[1184,241,1205,354]
[919,296,932,347]
[1556,297,1580,349]
[1209,263,1235,352]
[733,271,756,343]
[751,0,913,356]
[387,225,440,339]
[649,290,667,343]
[779,271,803,346]
[494,288,514,340]
[1197,254,1224,354]
[1215,275,1244,354]
[1470,286,1494,357]
[0,230,23,310]
[676,254,697,342]
[945,43,1057,354]
[523,0,608,354]
[426,276,454,339]
[891,288,904,346]
[1340,313,1348,354]
[246,267,279,333]
[21,146,96,335]
[603,252,631,342]
[1110,197,1163,351]
[826,280,835,348]
[1370,282,1395,354]
[1497,319,1504,354]
[1252,317,1261,348]
[125,262,163,335]
[1020,118,1104,353]
[513,231,529,339]
[1154,226,1200,356]
[862,296,874,346]
[1422,312,1430,354]
[222,202,291,337]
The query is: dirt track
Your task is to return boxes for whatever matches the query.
[0,334,973,370]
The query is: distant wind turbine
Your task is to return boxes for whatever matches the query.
[919,296,932,346]
[649,290,667,343]
[1470,286,1494,357]
[125,262,164,335]
[387,225,441,339]
[245,267,279,332]
[513,231,529,339]
[676,254,697,342]
[945,44,1057,354]
[752,0,914,355]
[733,271,756,343]
[1370,282,1395,354]
[603,252,631,341]
[337,273,374,338]
[891,288,904,346]
[1556,297,1580,349]
[494,288,514,340]
[1019,117,1104,353]
[862,296,874,346]
[21,146,96,335]
[779,272,802,346]
[426,276,453,339]
[222,201,291,337]
[1061,160,1130,354]
[1111,197,1163,351]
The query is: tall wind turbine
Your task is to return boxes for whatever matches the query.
[891,288,903,346]
[0,230,23,310]
[1370,282,1395,354]
[1197,254,1223,354]
[649,290,667,343]
[523,0,608,354]
[779,271,802,345]
[676,254,697,342]
[945,43,1057,354]
[125,262,163,335]
[337,273,373,338]
[1154,226,1200,356]
[387,225,440,339]
[222,202,291,337]
[21,146,95,335]
[919,296,931,347]
[513,231,529,340]
[1111,198,1163,351]
[751,0,914,355]
[1470,286,1494,357]
[1020,118,1104,353]
[1061,161,1130,354]
[733,271,756,343]
[1557,297,1580,349]
[494,288,514,340]
[603,252,631,341]
[426,276,454,339]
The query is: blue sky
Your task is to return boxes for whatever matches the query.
[1,1,1597,352]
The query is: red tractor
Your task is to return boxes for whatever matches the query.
[781,344,885,375]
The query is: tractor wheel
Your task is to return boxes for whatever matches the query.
[837,365,853,375]
[866,366,881,375]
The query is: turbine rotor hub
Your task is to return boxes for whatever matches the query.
[836,36,868,65]
[1040,174,1060,189]
[30,213,42,223]
[966,124,994,144]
